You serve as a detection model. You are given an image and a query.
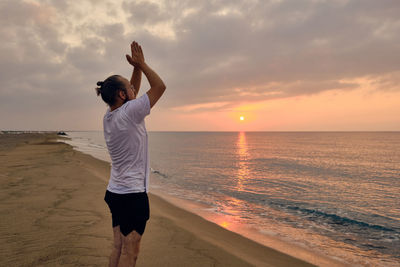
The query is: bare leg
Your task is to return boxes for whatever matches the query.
[118,230,142,267]
[109,226,122,267]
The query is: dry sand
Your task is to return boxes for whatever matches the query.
[0,133,315,266]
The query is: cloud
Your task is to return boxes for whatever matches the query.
[121,0,400,108]
[171,101,230,112]
[0,0,399,130]
[122,1,169,24]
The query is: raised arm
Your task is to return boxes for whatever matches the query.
[128,42,142,95]
[130,66,142,95]
[140,63,166,108]
[126,42,166,108]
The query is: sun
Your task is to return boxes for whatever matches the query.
[240,116,245,121]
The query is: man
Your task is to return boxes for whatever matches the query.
[96,41,166,266]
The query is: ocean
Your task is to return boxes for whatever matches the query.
[60,131,400,266]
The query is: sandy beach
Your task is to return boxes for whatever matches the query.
[0,133,315,266]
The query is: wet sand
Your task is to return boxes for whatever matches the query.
[0,133,315,266]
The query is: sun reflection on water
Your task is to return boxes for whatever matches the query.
[219,221,230,228]
[210,132,253,231]
[236,131,250,191]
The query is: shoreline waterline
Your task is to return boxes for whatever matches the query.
[150,186,347,267]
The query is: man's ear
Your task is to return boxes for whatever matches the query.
[118,90,126,100]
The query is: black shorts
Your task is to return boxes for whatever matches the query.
[104,190,150,236]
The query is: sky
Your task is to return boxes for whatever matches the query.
[0,0,399,131]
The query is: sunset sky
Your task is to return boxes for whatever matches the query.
[1,0,399,131]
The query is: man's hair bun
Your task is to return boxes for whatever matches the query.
[95,81,104,96]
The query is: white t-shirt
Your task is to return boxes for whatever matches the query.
[103,93,151,194]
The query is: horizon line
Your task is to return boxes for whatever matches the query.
[2,130,400,133]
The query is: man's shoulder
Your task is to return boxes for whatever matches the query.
[124,94,151,123]
[126,93,149,106]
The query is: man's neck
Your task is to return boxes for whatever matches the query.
[110,103,122,111]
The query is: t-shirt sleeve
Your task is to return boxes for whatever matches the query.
[124,93,151,123]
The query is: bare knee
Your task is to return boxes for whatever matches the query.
[121,231,142,261]
[113,226,123,251]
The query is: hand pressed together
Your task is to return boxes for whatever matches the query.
[126,41,145,67]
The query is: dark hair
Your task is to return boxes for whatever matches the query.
[95,75,126,106]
